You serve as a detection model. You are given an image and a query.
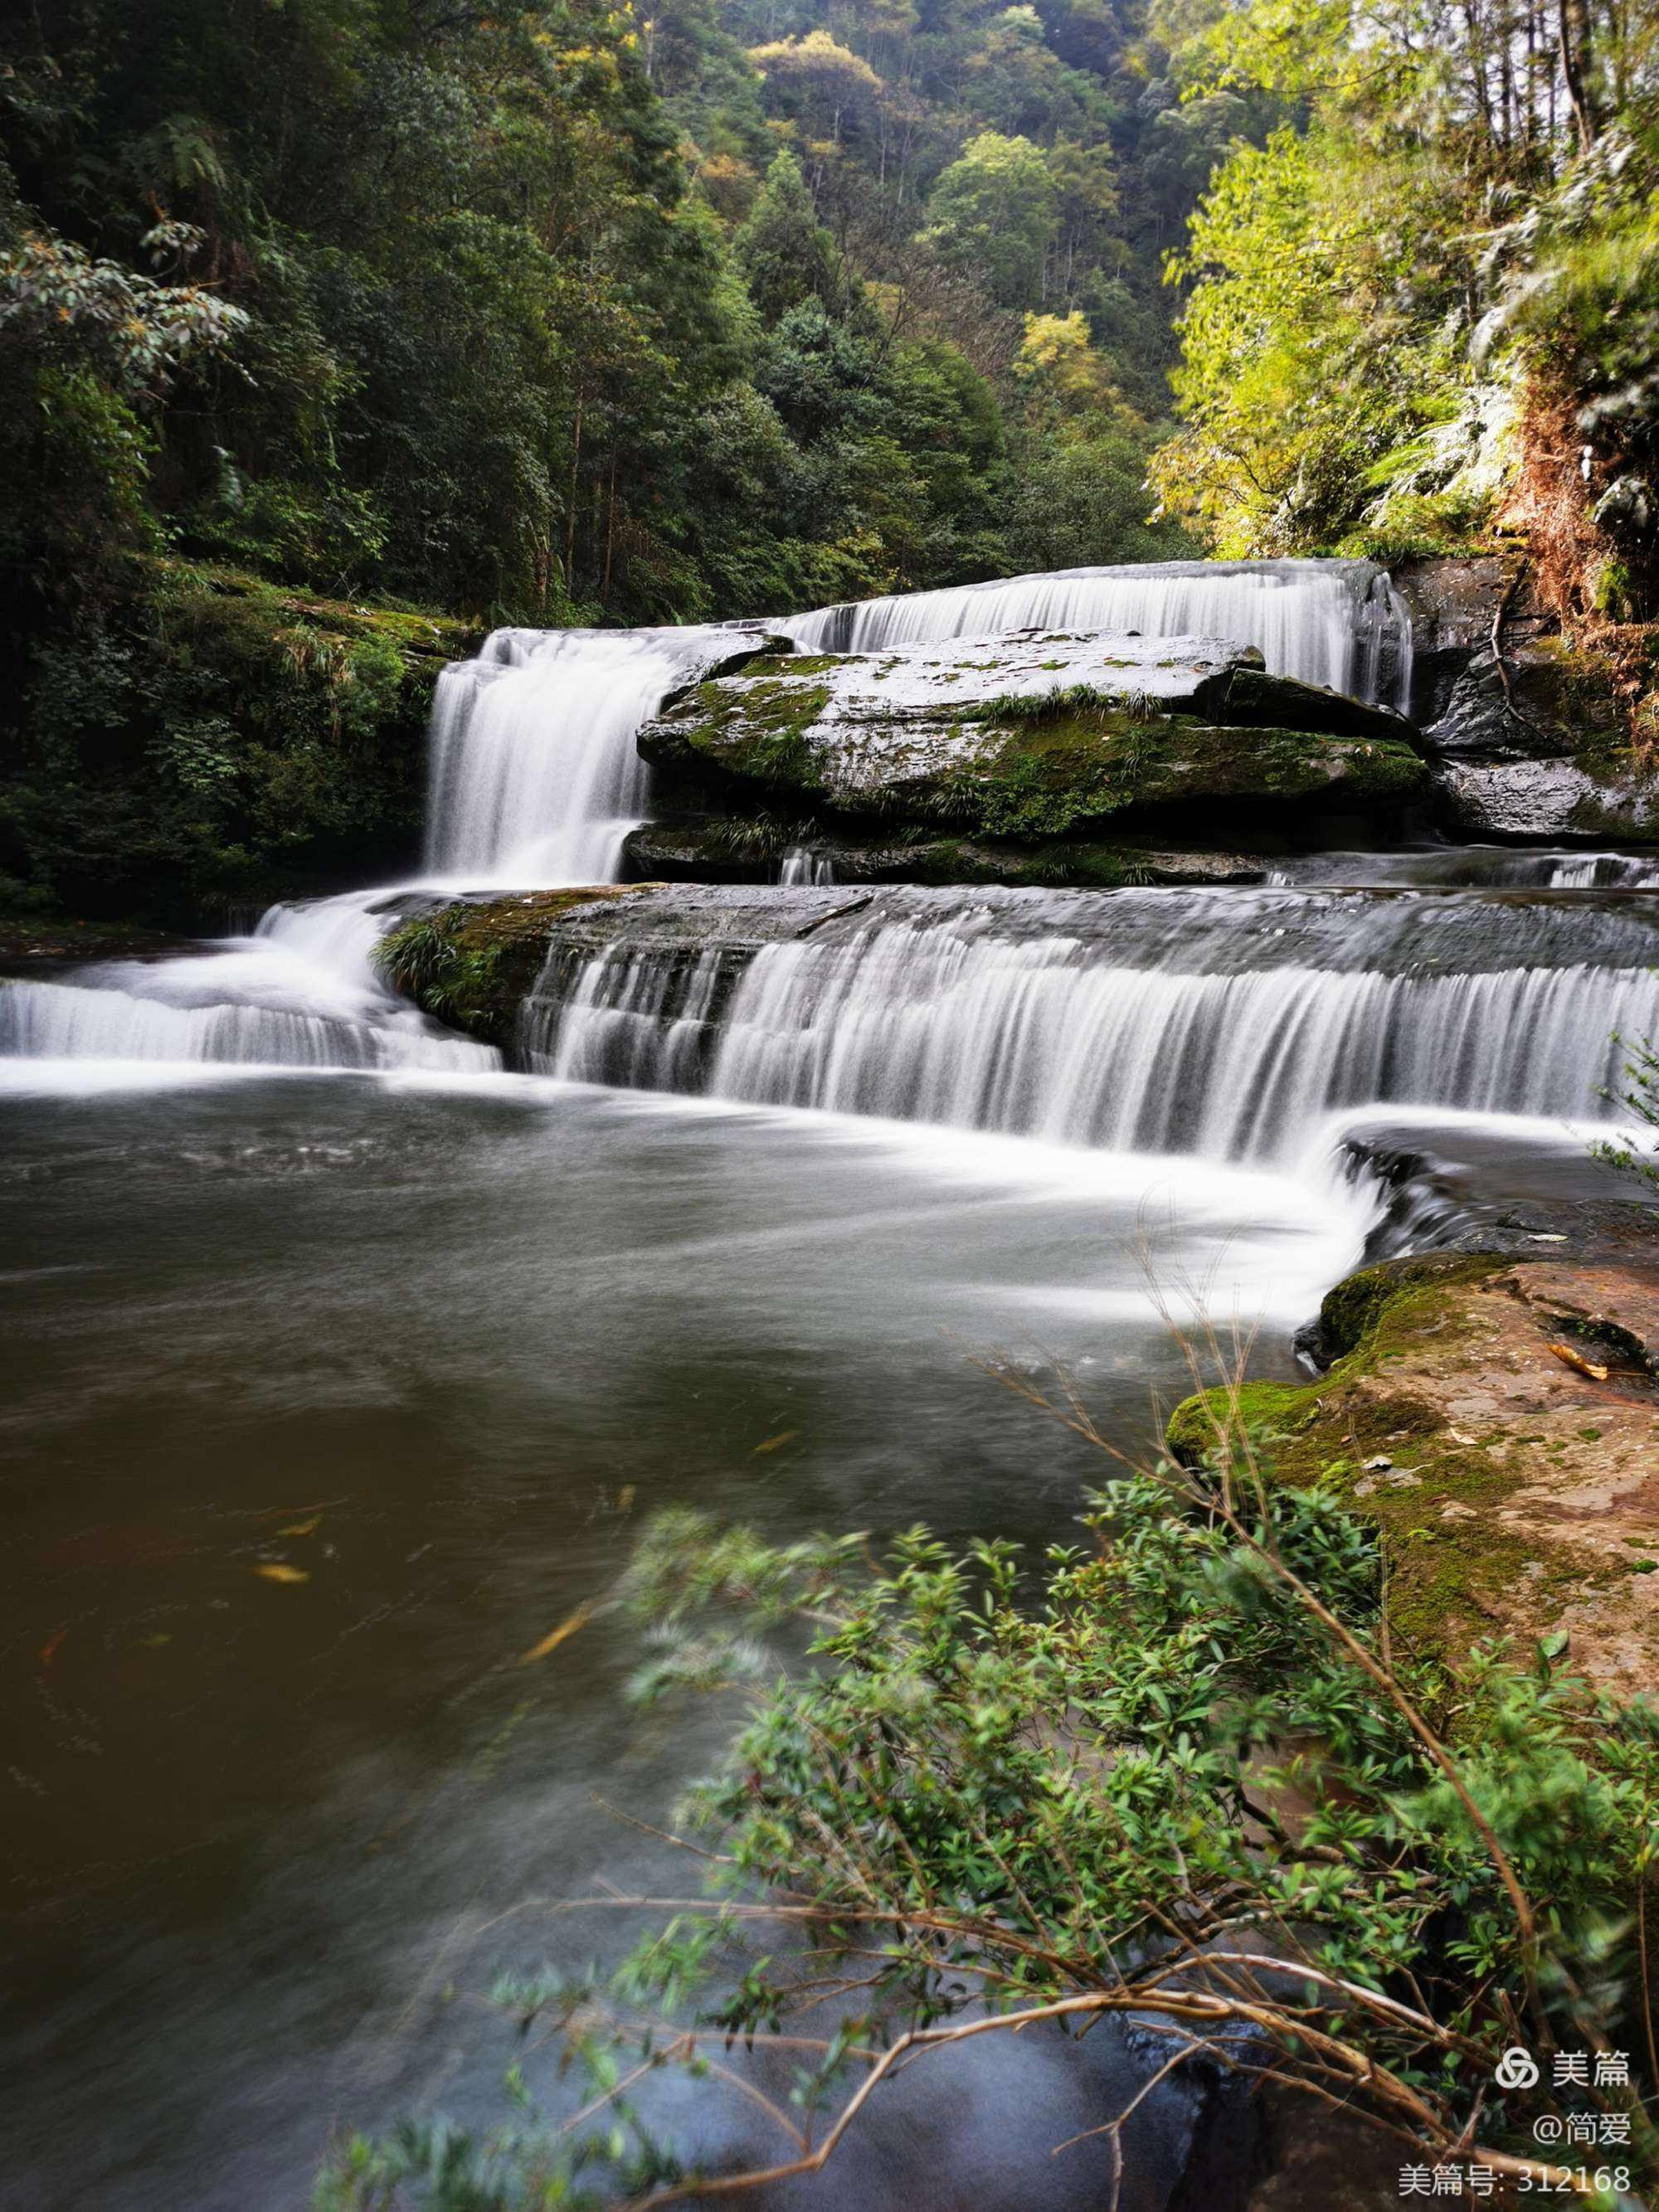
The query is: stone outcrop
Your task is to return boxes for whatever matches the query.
[1435,754,1659,839]
[1168,1233,1659,1697]
[621,817,1267,888]
[1393,555,1658,840]
[639,630,1426,841]
[1390,555,1552,726]
[1421,630,1659,836]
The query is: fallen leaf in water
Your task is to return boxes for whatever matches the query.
[1547,1340,1609,1383]
[617,1485,635,1514]
[279,1515,322,1538]
[752,1430,799,1456]
[38,1626,66,1668]
[518,1602,592,1665]
[254,1563,310,1585]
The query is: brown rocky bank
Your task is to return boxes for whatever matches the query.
[1169,1228,1659,1698]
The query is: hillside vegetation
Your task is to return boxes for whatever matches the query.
[2,0,1656,915]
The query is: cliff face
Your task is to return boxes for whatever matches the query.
[1394,555,1659,842]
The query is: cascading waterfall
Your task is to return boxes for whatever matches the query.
[521,887,1659,1166]
[547,947,732,1092]
[0,626,734,1072]
[0,890,492,1072]
[427,628,688,884]
[784,558,1413,709]
[779,847,836,886]
[25,557,1642,1176]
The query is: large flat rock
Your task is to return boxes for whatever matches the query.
[639,631,1425,837]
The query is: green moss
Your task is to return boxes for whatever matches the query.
[654,677,834,796]
[647,664,1426,844]
[961,715,1423,839]
[376,887,649,1045]
[1317,1254,1504,1360]
[1162,1257,1579,1666]
[2,558,479,923]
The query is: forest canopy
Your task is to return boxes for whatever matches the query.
[0,0,1204,630]
[7,0,1652,628]
[2,0,1655,917]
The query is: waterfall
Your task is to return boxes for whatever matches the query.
[519,887,1659,1163]
[426,623,786,884]
[428,630,669,883]
[783,558,1412,708]
[2,626,735,1076]
[779,847,836,886]
[0,890,493,1072]
[544,947,732,1091]
[0,566,1444,1088]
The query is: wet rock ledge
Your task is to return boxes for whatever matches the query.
[640,628,1427,852]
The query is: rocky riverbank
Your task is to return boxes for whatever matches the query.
[1397,555,1659,843]
[1168,1216,1659,1695]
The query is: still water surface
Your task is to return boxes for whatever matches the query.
[1,1069,1365,2210]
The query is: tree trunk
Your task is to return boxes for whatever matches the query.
[1558,0,1598,148]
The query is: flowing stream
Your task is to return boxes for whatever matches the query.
[0,560,1648,2210]
[782,557,1413,707]
[527,885,1659,1164]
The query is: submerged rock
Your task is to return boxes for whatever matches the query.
[639,630,1426,839]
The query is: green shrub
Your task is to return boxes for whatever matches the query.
[316,1422,1659,2207]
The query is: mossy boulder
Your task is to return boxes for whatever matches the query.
[638,632,1426,839]
[374,886,650,1046]
[1165,1243,1659,1694]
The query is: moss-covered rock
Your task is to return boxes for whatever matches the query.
[640,636,1428,839]
[373,886,651,1046]
[1165,1246,1659,1693]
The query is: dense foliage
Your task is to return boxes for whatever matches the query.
[1,0,1236,915]
[315,1438,1659,2206]
[1149,0,1659,611]
[1,0,1204,634]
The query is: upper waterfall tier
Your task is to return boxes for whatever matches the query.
[783,559,1413,708]
[425,623,782,885]
[518,882,1659,1163]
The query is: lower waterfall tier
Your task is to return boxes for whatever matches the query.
[513,882,1659,1162]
